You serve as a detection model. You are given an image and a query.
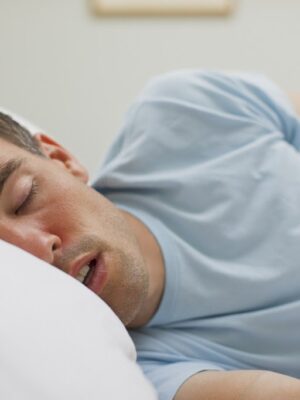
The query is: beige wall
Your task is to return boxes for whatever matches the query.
[0,0,299,175]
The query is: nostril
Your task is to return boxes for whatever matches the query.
[50,236,62,255]
[52,241,60,252]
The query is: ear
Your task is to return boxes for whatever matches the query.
[34,133,89,184]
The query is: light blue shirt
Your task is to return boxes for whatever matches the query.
[92,70,300,400]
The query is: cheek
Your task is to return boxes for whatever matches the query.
[50,187,99,232]
[43,178,110,241]
[42,192,80,237]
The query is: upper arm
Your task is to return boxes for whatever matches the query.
[174,370,300,400]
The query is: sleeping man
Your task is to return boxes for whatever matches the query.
[1,70,300,400]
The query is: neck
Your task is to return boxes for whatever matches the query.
[120,210,165,328]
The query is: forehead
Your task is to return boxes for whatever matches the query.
[0,140,33,192]
[0,137,47,164]
[0,137,30,158]
[0,138,46,179]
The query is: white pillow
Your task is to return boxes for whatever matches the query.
[0,240,157,399]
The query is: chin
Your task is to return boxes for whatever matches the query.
[105,289,146,327]
[99,246,149,326]
[102,274,149,327]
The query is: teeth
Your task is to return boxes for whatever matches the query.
[76,265,90,283]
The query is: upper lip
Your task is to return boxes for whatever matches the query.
[69,252,99,279]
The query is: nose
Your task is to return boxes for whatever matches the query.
[3,223,62,266]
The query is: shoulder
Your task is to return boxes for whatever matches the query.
[139,69,229,101]
[125,69,281,143]
[140,69,294,112]
[136,69,277,118]
[133,69,244,120]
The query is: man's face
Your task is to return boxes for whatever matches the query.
[0,135,149,326]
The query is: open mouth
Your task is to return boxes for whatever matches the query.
[74,254,108,295]
[76,258,97,286]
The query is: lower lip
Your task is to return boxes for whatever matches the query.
[86,255,108,295]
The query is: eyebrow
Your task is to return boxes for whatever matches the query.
[0,158,24,194]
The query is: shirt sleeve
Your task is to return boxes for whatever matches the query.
[225,70,300,148]
[137,69,300,150]
[93,69,300,193]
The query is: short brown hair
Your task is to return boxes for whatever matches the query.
[0,112,44,156]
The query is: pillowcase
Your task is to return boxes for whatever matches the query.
[0,239,157,400]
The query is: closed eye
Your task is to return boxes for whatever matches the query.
[15,179,39,215]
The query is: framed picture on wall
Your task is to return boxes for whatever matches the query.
[91,0,234,16]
